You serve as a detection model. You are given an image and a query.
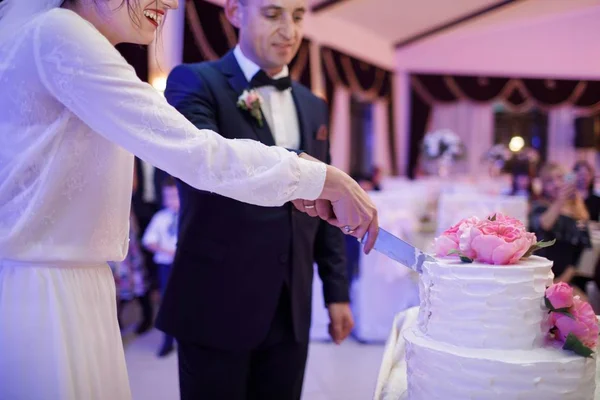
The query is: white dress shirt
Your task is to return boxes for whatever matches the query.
[142,209,178,265]
[0,9,326,263]
[233,45,301,150]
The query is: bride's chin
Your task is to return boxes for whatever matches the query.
[134,33,155,46]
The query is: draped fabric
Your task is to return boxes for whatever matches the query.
[428,101,494,178]
[329,87,351,173]
[182,0,312,88]
[409,74,600,178]
[321,46,396,174]
[547,107,578,170]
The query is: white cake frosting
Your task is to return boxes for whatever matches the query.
[403,255,597,400]
[417,255,554,350]
[405,328,596,400]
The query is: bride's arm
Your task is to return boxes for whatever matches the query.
[32,10,325,207]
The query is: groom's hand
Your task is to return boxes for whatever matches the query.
[327,302,354,344]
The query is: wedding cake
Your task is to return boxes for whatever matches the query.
[403,214,598,400]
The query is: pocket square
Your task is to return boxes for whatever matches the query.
[316,125,328,141]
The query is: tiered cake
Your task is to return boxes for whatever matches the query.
[403,214,598,400]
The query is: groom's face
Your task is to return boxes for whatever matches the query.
[234,0,306,74]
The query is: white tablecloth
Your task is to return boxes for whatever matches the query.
[351,191,423,342]
[373,308,600,400]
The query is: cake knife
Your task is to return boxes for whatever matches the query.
[362,228,435,274]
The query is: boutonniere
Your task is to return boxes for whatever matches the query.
[237,89,264,127]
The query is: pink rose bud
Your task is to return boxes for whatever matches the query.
[433,234,459,257]
[434,217,479,257]
[545,282,574,310]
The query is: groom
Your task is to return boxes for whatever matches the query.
[156,0,353,398]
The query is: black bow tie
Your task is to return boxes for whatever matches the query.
[249,70,291,91]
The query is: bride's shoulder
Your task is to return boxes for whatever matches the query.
[34,8,98,37]
[38,7,81,20]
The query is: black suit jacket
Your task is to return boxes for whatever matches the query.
[155,51,349,350]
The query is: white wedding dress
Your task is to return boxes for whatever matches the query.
[0,8,326,400]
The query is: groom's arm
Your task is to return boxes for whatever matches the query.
[164,64,219,132]
[315,220,350,304]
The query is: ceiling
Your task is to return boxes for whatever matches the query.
[310,0,600,48]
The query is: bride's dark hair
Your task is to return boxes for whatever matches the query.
[62,0,155,28]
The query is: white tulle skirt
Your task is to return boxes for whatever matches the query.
[0,260,131,400]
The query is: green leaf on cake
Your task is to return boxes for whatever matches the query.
[544,296,554,311]
[544,296,575,318]
[448,249,473,263]
[535,239,557,249]
[554,308,576,319]
[563,333,594,358]
[522,239,557,259]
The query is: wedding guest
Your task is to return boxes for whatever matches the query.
[370,166,383,191]
[0,0,379,398]
[109,210,150,332]
[509,162,534,199]
[574,160,600,221]
[529,163,591,297]
[132,157,170,296]
[142,176,180,357]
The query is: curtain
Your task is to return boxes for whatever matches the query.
[409,74,600,177]
[428,101,494,177]
[329,87,351,173]
[320,46,395,175]
[547,107,578,170]
[373,99,392,176]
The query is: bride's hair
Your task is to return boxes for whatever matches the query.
[62,0,154,28]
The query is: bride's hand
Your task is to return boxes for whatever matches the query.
[318,165,379,253]
[296,152,378,252]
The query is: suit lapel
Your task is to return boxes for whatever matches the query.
[218,51,276,146]
[291,83,312,153]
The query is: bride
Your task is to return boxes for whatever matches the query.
[0,0,379,399]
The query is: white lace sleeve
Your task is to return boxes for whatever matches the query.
[32,10,325,207]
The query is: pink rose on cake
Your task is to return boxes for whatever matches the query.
[433,216,480,257]
[434,213,553,265]
[545,283,599,357]
[459,218,537,264]
[491,212,526,227]
[551,297,599,349]
[551,298,599,354]
[545,282,574,310]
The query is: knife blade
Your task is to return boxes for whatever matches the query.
[362,228,435,274]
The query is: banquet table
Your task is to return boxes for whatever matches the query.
[373,308,600,400]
